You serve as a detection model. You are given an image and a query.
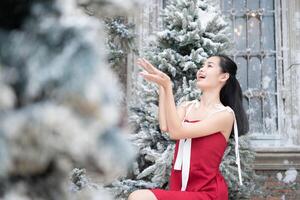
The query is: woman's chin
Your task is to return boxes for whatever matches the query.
[196,81,208,90]
[196,80,205,86]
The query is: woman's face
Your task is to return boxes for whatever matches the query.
[196,56,229,90]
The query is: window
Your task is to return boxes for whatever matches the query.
[220,0,283,140]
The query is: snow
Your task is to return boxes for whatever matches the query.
[282,168,298,183]
[295,12,300,30]
[0,0,137,199]
[276,168,298,184]
[276,172,283,181]
[262,76,272,89]
[293,50,300,63]
[283,160,289,165]
[0,84,16,110]
[198,7,216,27]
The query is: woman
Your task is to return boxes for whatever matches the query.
[128,55,249,200]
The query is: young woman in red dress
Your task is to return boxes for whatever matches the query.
[128,55,249,200]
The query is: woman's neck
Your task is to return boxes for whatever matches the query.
[198,90,222,108]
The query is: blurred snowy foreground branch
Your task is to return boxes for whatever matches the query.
[0,0,144,199]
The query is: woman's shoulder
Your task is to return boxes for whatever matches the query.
[214,104,234,112]
[212,105,235,124]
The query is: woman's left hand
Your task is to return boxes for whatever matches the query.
[137,58,171,88]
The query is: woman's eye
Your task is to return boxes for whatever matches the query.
[208,65,212,67]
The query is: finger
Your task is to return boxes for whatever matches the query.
[137,58,146,68]
[143,58,161,74]
[139,70,148,77]
[137,59,153,74]
[137,58,147,67]
[142,58,160,74]
[140,72,164,85]
[138,58,162,76]
[139,72,150,82]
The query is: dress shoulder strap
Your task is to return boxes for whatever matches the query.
[182,100,197,122]
[205,104,230,118]
[180,100,194,108]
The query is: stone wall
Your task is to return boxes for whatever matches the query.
[250,170,300,200]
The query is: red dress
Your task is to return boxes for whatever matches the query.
[150,119,229,200]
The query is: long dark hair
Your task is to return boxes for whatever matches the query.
[213,54,249,137]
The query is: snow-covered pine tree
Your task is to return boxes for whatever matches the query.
[0,0,139,199]
[108,0,262,199]
[79,2,139,71]
[104,16,139,95]
[78,2,139,120]
[105,16,138,70]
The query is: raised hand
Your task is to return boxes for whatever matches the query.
[137,58,171,88]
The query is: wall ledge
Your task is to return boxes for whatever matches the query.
[253,150,300,170]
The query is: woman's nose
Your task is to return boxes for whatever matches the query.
[197,69,203,76]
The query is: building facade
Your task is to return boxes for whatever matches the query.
[127,0,300,171]
[126,0,300,198]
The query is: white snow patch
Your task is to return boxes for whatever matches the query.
[277,172,283,181]
[197,9,216,28]
[282,168,298,184]
[292,50,300,63]
[262,76,272,89]
[295,12,300,30]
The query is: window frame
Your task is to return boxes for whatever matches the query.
[218,0,287,149]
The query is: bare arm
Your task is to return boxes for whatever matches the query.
[158,85,191,133]
[164,83,234,140]
[135,58,189,133]
[158,85,168,132]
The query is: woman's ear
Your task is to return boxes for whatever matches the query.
[219,72,230,83]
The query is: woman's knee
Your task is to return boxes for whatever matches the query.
[128,189,157,200]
